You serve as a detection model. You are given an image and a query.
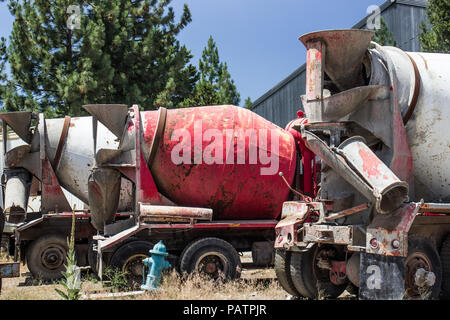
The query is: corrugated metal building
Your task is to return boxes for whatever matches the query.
[252,0,428,128]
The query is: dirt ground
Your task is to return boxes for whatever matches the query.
[0,252,355,300]
[0,264,291,300]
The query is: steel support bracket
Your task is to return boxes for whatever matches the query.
[274,214,305,250]
[275,201,312,249]
[303,224,353,245]
[365,202,421,257]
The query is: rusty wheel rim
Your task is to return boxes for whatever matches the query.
[405,252,433,299]
[123,254,147,289]
[40,245,66,270]
[312,246,335,282]
[195,252,227,279]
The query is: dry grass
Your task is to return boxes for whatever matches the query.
[0,248,353,300]
[0,250,13,263]
[128,269,287,300]
[0,250,352,300]
[0,267,63,300]
[0,265,290,300]
[85,268,289,300]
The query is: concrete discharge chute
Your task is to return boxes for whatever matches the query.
[302,130,409,214]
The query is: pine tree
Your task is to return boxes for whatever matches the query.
[419,0,450,53]
[180,80,220,107]
[244,97,253,110]
[199,36,221,87]
[372,18,397,46]
[0,0,198,117]
[181,36,240,107]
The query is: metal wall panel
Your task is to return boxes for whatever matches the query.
[252,1,428,128]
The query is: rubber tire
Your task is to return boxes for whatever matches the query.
[404,236,442,300]
[274,249,301,297]
[441,234,450,299]
[26,234,68,281]
[180,237,241,280]
[109,240,153,288]
[290,246,347,299]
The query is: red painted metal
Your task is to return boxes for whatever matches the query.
[390,111,414,193]
[41,158,72,213]
[133,105,297,220]
[142,220,279,229]
[359,148,382,178]
[136,149,161,204]
[329,260,347,285]
[118,167,136,183]
[305,39,325,101]
[420,213,446,216]
[132,104,161,205]
[274,201,311,249]
[285,113,316,197]
[366,202,422,257]
[274,217,303,249]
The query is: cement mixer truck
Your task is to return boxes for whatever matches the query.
[273,29,450,300]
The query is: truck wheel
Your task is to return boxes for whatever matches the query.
[441,234,450,299]
[109,240,153,289]
[274,249,301,297]
[290,245,347,299]
[26,234,68,281]
[180,237,241,280]
[404,237,442,300]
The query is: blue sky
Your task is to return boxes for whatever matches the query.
[0,0,386,105]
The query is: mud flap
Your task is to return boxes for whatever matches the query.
[359,252,405,300]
